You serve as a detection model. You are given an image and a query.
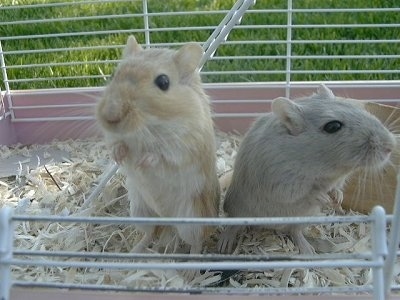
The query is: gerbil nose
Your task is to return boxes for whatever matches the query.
[104,101,122,123]
[374,132,396,159]
[368,133,395,156]
[383,147,392,156]
[381,146,393,164]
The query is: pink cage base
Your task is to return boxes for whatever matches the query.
[1,83,400,146]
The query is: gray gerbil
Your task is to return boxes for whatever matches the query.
[218,84,396,254]
[96,36,220,255]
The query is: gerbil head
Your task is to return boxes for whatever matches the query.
[271,84,396,175]
[96,35,205,134]
[271,84,339,136]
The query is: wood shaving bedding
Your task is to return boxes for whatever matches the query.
[0,132,397,291]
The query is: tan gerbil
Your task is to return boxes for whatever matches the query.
[96,36,220,255]
[218,84,396,254]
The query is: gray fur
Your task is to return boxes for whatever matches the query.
[219,84,396,254]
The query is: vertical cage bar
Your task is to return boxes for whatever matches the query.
[370,205,387,300]
[0,41,10,94]
[142,0,150,48]
[285,0,293,98]
[0,206,14,300]
[0,41,13,121]
[384,173,400,295]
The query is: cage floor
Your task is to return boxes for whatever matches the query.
[1,131,399,295]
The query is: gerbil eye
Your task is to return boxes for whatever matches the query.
[154,74,169,91]
[323,120,343,133]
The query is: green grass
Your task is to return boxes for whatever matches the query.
[0,0,399,90]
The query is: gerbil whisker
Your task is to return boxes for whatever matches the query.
[371,167,385,202]
[382,108,400,133]
[387,124,400,135]
[353,168,367,211]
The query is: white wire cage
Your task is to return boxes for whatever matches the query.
[1,0,399,144]
[1,0,400,299]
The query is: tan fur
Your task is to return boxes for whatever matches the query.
[96,36,220,256]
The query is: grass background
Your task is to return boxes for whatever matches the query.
[0,0,399,90]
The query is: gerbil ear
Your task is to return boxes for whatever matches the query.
[272,97,305,136]
[316,84,335,100]
[123,35,143,58]
[174,43,203,77]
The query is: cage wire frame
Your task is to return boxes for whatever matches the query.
[1,0,400,142]
[1,0,400,299]
[0,205,392,300]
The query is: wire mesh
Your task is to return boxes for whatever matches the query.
[0,0,399,91]
[1,1,400,299]
[0,206,389,299]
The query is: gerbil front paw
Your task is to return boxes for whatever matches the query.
[329,189,343,206]
[137,153,159,168]
[291,229,316,255]
[217,226,240,254]
[112,142,129,164]
[318,189,344,214]
[328,189,345,215]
